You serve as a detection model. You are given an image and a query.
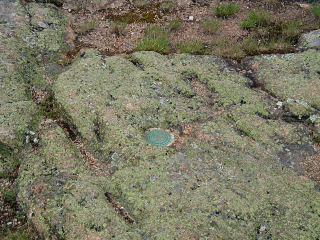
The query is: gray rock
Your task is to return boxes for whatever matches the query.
[37,21,48,29]
[298,29,320,50]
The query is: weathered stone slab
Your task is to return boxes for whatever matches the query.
[298,29,320,50]
[49,49,320,239]
[250,50,320,117]
[0,0,41,177]
[18,124,140,239]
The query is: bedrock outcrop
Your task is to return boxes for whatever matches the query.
[1,0,320,239]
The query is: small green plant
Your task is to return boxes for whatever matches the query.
[215,3,240,18]
[110,12,156,23]
[110,21,128,36]
[160,0,177,13]
[210,38,245,59]
[312,4,320,19]
[242,37,260,55]
[0,225,38,240]
[75,19,96,34]
[132,0,150,8]
[136,25,170,54]
[3,189,16,206]
[263,0,279,4]
[313,136,320,143]
[281,20,302,43]
[241,11,272,29]
[177,39,205,54]
[266,37,293,52]
[168,19,182,31]
[201,18,222,34]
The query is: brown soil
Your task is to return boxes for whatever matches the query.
[64,0,319,58]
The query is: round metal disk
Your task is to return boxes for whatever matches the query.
[145,129,174,146]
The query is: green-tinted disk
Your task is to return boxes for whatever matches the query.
[145,129,174,146]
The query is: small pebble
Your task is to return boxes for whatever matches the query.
[260,225,267,233]
[37,21,48,29]
[299,3,311,9]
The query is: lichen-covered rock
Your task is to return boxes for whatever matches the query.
[23,2,70,55]
[250,50,320,117]
[298,29,320,50]
[0,0,72,178]
[49,49,320,239]
[17,124,141,239]
[0,0,41,177]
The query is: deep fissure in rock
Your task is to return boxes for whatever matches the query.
[105,192,136,225]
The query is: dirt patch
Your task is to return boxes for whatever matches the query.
[63,0,319,58]
[301,145,320,183]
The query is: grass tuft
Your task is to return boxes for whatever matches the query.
[176,39,205,54]
[110,21,128,36]
[132,0,150,8]
[136,25,170,54]
[210,38,246,59]
[160,0,177,13]
[168,19,182,32]
[241,11,272,29]
[75,19,96,34]
[3,189,16,206]
[242,37,260,55]
[312,4,320,19]
[0,225,38,240]
[201,18,222,34]
[215,3,240,18]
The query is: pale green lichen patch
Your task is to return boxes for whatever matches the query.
[53,49,211,160]
[24,2,69,54]
[298,29,320,50]
[286,98,316,117]
[103,117,320,239]
[51,50,320,238]
[17,125,140,239]
[0,3,41,150]
[251,50,320,113]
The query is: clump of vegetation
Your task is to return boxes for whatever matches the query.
[136,25,170,54]
[312,4,320,19]
[241,37,259,55]
[168,19,182,32]
[201,18,222,34]
[241,11,272,29]
[0,225,38,240]
[110,21,128,36]
[210,38,245,59]
[215,3,240,18]
[313,136,320,143]
[177,39,205,54]
[280,20,303,42]
[3,189,16,207]
[109,12,156,24]
[160,0,177,13]
[75,19,96,34]
[263,0,279,4]
[240,20,305,55]
[132,0,150,8]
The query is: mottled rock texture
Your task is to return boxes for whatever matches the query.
[0,0,320,239]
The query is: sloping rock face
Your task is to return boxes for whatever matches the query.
[0,0,40,177]
[45,49,320,239]
[1,0,320,239]
[299,30,320,50]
